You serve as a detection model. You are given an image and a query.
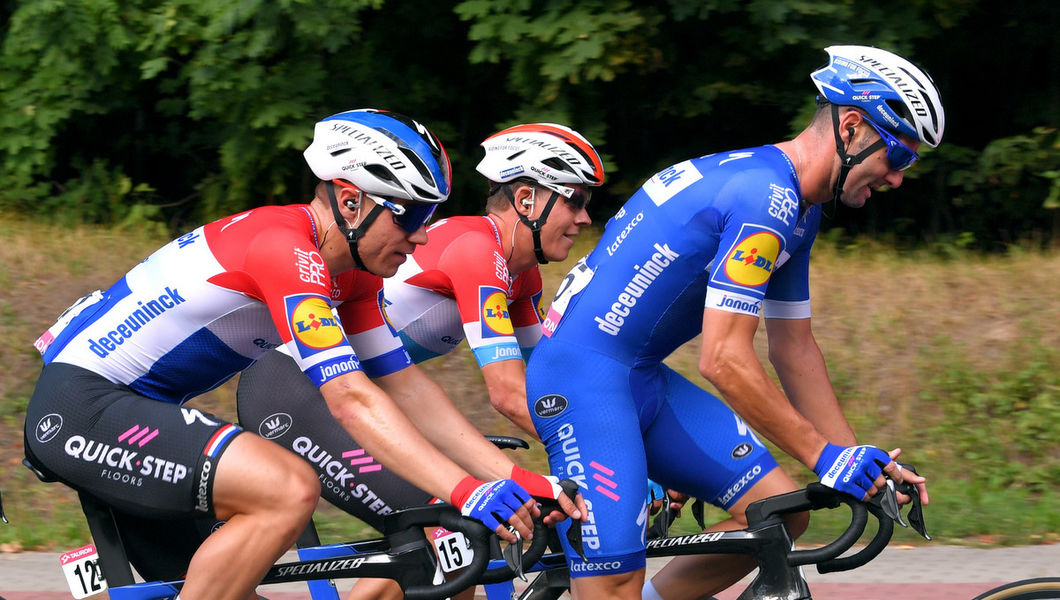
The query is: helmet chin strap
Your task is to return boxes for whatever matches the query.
[326,181,387,274]
[830,104,886,205]
[494,183,561,264]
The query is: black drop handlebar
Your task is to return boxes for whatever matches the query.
[743,480,923,575]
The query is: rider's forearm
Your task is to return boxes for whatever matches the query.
[481,360,540,439]
[320,372,471,500]
[372,366,515,481]
[699,347,827,469]
[765,319,858,445]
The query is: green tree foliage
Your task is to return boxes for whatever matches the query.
[0,0,1056,248]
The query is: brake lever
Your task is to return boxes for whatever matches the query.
[500,528,526,581]
[876,480,904,526]
[558,479,588,562]
[895,463,930,540]
[900,483,931,540]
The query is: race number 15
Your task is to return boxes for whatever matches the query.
[60,543,108,599]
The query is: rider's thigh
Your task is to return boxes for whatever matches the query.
[570,569,645,600]
[211,432,320,522]
[641,365,778,512]
[726,467,808,537]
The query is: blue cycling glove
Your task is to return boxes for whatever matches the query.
[450,476,531,529]
[813,443,891,499]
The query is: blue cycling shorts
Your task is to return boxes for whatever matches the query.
[527,341,778,577]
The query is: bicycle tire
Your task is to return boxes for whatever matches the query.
[972,578,1060,600]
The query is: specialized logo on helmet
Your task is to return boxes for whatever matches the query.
[533,394,568,418]
[36,413,63,443]
[259,413,294,440]
[286,294,344,356]
[724,229,781,287]
[479,286,514,337]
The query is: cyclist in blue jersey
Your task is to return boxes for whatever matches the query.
[525,45,944,600]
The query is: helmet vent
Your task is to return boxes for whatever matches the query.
[542,157,575,174]
[506,149,527,161]
[330,148,351,157]
[364,164,399,185]
[410,184,441,201]
[400,147,435,187]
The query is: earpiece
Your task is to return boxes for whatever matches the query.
[847,127,856,142]
[345,200,357,209]
[521,199,534,207]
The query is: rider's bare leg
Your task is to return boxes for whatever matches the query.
[177,433,321,600]
[646,468,809,600]
[570,568,645,600]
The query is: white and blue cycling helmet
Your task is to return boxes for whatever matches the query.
[303,108,451,271]
[811,45,945,148]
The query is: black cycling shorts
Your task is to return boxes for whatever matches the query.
[25,362,243,520]
[236,351,433,532]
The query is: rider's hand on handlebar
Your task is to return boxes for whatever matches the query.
[813,443,896,501]
[510,466,587,525]
[450,476,539,543]
[888,448,930,506]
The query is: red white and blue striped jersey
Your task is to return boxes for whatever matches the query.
[36,204,410,404]
[381,216,546,367]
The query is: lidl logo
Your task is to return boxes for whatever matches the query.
[287,294,343,354]
[480,287,514,337]
[724,231,780,287]
[532,290,546,322]
[377,289,397,335]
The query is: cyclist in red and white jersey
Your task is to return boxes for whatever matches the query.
[236,123,603,599]
[25,109,578,600]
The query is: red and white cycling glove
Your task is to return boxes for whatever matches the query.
[509,465,565,502]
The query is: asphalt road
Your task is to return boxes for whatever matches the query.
[1,543,1058,599]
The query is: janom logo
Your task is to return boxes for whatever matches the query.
[480,288,514,336]
[724,232,780,287]
[289,296,343,349]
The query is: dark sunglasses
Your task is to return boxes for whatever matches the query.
[861,115,919,171]
[366,194,437,233]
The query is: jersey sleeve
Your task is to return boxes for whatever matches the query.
[215,209,361,387]
[762,207,821,319]
[435,230,524,367]
[703,171,798,318]
[335,272,413,378]
[509,268,545,360]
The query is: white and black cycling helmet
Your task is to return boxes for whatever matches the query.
[303,109,451,271]
[475,123,604,263]
[811,45,944,148]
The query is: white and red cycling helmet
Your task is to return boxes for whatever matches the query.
[475,123,604,263]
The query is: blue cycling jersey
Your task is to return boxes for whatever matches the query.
[542,145,821,361]
[528,145,817,576]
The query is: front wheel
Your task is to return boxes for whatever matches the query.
[972,578,1060,600]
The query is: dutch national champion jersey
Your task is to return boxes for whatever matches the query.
[34,205,410,404]
[382,216,546,367]
[541,145,822,366]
